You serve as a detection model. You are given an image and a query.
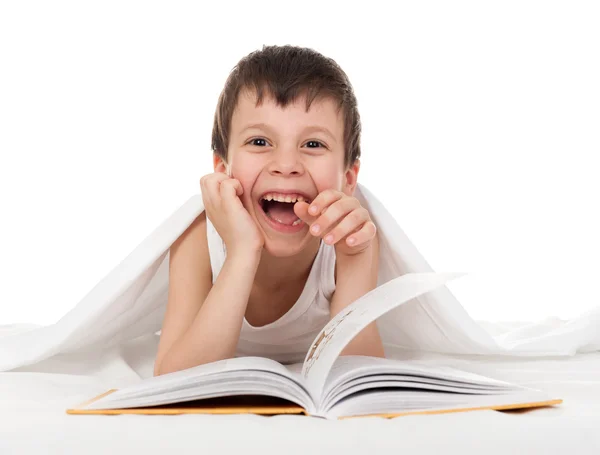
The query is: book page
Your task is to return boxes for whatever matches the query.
[318,355,528,412]
[323,355,520,392]
[300,272,466,402]
[78,356,317,411]
[324,389,555,420]
[93,356,298,403]
[84,374,311,411]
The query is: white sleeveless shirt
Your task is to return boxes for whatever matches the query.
[205,216,337,364]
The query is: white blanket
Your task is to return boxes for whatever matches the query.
[1,183,599,376]
[2,350,599,454]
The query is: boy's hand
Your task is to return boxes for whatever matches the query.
[200,172,264,257]
[294,189,377,257]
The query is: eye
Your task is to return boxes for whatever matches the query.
[247,138,269,147]
[304,140,326,149]
[245,138,326,149]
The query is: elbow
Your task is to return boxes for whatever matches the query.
[153,355,170,376]
[153,361,163,377]
[154,356,177,376]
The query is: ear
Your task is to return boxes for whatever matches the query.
[342,159,360,196]
[213,153,228,174]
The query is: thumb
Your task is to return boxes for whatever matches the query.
[232,179,243,197]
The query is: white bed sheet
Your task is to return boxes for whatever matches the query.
[1,334,599,455]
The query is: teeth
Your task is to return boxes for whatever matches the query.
[261,193,309,204]
[291,218,303,226]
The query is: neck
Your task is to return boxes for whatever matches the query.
[254,238,321,292]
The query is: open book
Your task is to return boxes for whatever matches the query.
[67,272,562,419]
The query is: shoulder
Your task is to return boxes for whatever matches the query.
[170,211,211,280]
[173,210,207,247]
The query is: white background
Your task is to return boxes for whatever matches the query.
[0,1,598,326]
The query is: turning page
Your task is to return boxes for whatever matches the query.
[301,272,466,401]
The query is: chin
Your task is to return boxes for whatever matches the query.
[261,237,308,258]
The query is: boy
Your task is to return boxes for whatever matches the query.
[154,45,384,376]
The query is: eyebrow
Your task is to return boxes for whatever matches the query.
[240,122,337,143]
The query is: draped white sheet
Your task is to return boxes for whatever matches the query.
[0,183,598,375]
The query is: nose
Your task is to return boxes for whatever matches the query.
[267,147,305,176]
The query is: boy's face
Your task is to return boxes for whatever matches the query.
[214,87,359,257]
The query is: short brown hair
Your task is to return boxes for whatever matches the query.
[211,44,362,171]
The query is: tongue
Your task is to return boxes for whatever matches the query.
[266,202,299,226]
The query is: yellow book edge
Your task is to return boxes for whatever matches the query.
[66,389,563,419]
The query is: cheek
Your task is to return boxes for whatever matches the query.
[308,164,345,192]
[237,178,257,206]
[230,158,261,205]
[231,154,261,178]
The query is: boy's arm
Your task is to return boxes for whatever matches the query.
[154,213,261,376]
[329,232,385,357]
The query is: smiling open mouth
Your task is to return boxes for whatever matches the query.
[258,194,312,227]
[261,200,302,226]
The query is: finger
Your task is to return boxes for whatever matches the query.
[200,174,219,212]
[201,173,229,211]
[322,207,370,245]
[308,189,344,217]
[293,200,317,225]
[200,172,229,188]
[220,179,244,210]
[343,219,377,247]
[311,197,361,238]
[200,172,229,195]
